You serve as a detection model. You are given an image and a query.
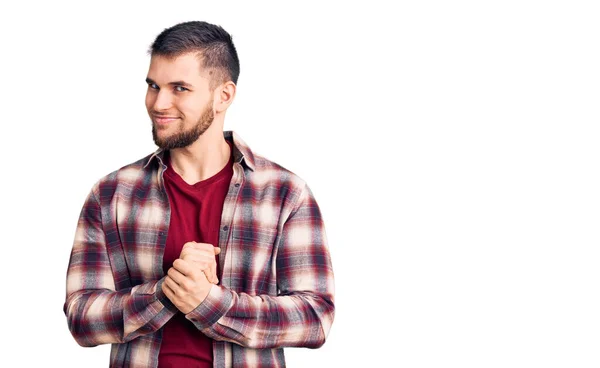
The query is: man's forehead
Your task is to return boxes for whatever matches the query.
[151,50,199,63]
[147,52,209,81]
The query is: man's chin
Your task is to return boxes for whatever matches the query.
[153,122,172,131]
[152,133,169,149]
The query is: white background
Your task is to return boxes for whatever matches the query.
[1,1,600,367]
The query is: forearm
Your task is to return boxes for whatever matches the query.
[64,277,177,347]
[184,285,334,349]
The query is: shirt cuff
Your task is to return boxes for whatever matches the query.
[184,285,234,329]
[155,277,178,313]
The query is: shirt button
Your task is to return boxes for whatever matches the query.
[234,183,240,187]
[222,226,229,231]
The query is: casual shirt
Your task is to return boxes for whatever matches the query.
[63,131,335,368]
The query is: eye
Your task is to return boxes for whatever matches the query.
[148,83,159,90]
[174,86,189,92]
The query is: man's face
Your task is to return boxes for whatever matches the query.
[145,52,215,150]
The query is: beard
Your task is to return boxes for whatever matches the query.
[151,100,214,150]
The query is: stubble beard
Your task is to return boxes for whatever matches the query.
[152,100,215,150]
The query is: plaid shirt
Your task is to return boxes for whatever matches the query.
[63,131,335,368]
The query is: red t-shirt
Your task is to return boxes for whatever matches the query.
[158,141,234,368]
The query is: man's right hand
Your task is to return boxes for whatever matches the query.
[179,242,221,284]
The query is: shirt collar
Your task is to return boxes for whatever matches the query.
[143,130,256,171]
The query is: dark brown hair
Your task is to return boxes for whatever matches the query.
[149,21,240,89]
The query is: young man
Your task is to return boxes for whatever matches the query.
[63,21,335,368]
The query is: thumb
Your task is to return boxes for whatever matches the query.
[214,247,221,255]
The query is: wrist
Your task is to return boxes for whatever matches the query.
[184,284,213,315]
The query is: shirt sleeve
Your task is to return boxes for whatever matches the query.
[63,184,178,347]
[184,183,335,349]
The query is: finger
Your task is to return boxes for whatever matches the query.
[187,256,217,283]
[164,275,178,290]
[214,247,221,255]
[162,277,177,298]
[200,269,217,284]
[191,242,214,251]
[184,261,214,282]
[180,241,204,257]
[181,253,214,265]
[180,246,216,260]
[172,259,194,276]
[181,241,197,252]
[179,249,203,261]
[180,243,200,258]
[181,256,205,264]
[203,266,218,284]
[209,262,218,284]
[167,267,187,285]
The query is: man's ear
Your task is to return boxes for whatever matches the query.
[214,81,236,113]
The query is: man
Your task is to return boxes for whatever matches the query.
[63,21,335,368]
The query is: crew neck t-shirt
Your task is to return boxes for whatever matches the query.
[158,141,234,368]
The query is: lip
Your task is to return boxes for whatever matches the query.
[153,116,180,124]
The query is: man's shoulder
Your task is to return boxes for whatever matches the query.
[88,152,157,195]
[250,152,308,195]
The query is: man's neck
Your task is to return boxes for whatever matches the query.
[168,130,230,185]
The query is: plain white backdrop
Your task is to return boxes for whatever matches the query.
[1,1,600,367]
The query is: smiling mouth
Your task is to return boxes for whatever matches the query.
[154,116,180,125]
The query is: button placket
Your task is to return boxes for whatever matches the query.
[218,176,243,283]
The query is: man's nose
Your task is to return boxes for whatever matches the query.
[152,90,173,111]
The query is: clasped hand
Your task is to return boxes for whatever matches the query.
[161,242,221,314]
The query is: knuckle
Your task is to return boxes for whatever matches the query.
[198,242,212,250]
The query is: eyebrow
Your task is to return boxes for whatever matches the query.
[145,77,194,88]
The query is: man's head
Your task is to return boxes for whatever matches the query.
[145,21,239,150]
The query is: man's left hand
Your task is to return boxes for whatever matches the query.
[162,258,213,314]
